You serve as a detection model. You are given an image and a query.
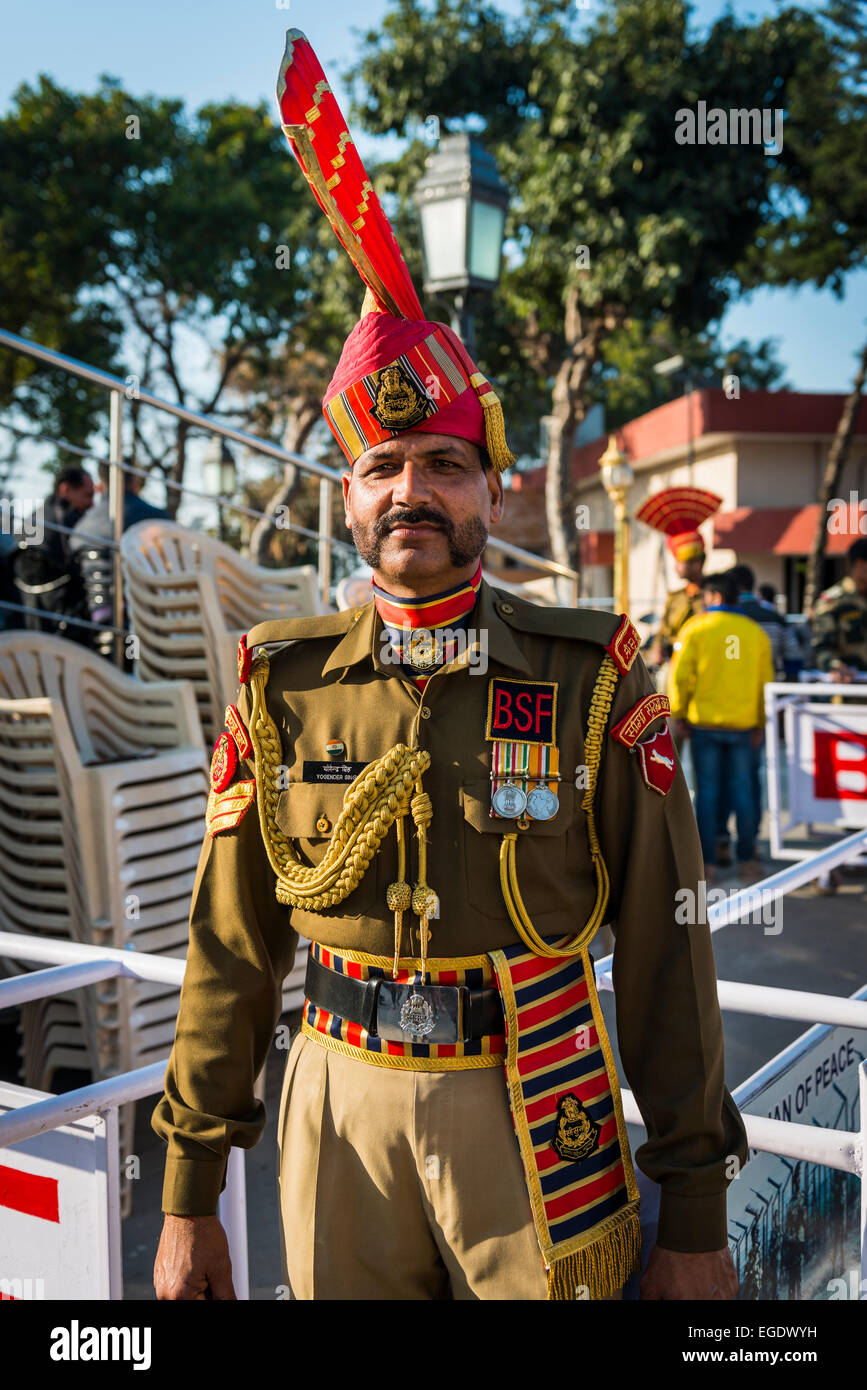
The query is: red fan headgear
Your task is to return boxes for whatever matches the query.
[635,487,722,562]
[276,31,515,473]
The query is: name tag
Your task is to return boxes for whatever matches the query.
[302,760,368,783]
[485,678,558,746]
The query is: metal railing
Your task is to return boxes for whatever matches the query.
[0,327,582,627]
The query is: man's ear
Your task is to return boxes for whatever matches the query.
[341,469,352,529]
[487,468,505,526]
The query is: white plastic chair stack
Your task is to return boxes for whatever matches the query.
[0,696,99,1081]
[121,520,328,743]
[0,633,208,1202]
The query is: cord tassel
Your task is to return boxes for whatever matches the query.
[386,811,411,978]
[410,782,438,979]
[470,371,517,474]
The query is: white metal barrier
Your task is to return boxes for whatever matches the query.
[765,680,867,863]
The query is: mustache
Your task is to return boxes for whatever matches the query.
[374,507,453,540]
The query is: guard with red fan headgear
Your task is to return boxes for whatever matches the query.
[635,486,722,666]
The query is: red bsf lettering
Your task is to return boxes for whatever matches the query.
[536,691,552,732]
[493,687,512,729]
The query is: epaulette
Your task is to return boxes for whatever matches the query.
[246,605,366,652]
[492,591,641,674]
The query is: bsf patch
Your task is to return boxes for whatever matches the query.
[485,677,558,746]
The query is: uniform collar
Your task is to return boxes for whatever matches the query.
[320,577,531,678]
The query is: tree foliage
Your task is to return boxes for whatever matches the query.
[349,0,865,576]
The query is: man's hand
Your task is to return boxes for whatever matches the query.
[672,718,691,740]
[749,727,765,749]
[640,1245,738,1300]
[154,1213,236,1300]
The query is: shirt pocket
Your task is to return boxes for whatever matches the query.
[274,781,379,918]
[459,778,577,922]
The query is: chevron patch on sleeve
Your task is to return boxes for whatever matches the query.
[206,780,256,837]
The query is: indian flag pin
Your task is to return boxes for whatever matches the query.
[325,739,346,760]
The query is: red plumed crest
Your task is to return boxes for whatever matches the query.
[276,29,424,320]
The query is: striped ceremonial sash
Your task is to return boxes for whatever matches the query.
[488,941,641,1300]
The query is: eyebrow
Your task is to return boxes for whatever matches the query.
[362,442,468,464]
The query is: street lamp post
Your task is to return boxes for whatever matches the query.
[413,133,509,353]
[598,434,634,615]
[202,439,237,545]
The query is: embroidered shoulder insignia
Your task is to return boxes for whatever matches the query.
[225,703,253,759]
[605,614,641,675]
[610,693,670,749]
[210,733,239,792]
[552,1093,600,1163]
[635,727,677,796]
[206,781,256,837]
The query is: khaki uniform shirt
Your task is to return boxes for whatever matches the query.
[152,581,746,1252]
[812,577,867,672]
[657,584,705,660]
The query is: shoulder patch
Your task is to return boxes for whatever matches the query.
[610,693,670,748]
[605,614,641,674]
[635,727,677,796]
[246,606,362,651]
[206,781,256,837]
[225,703,252,759]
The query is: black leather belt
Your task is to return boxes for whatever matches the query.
[304,951,504,1044]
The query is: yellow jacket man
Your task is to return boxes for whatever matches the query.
[669,571,774,882]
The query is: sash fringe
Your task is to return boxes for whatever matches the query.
[547,1209,641,1301]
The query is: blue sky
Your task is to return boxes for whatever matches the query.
[0,0,864,496]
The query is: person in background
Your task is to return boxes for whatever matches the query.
[68,467,169,661]
[730,565,802,681]
[708,564,803,868]
[669,570,774,884]
[12,465,95,644]
[811,537,867,681]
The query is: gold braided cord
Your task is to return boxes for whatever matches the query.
[309,945,497,973]
[301,1020,504,1070]
[248,653,430,908]
[498,654,620,958]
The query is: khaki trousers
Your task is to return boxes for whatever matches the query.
[276,1031,625,1301]
[276,1030,549,1300]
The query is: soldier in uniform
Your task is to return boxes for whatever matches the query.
[152,31,747,1302]
[811,537,867,680]
[635,486,723,671]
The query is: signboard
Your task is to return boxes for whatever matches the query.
[787,700,867,828]
[0,1082,120,1300]
[729,1014,866,1301]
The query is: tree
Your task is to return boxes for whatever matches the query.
[349,0,861,583]
[0,76,359,520]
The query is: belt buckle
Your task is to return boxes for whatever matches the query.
[375,982,469,1043]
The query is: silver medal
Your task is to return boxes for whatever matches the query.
[491,780,528,818]
[526,783,559,821]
